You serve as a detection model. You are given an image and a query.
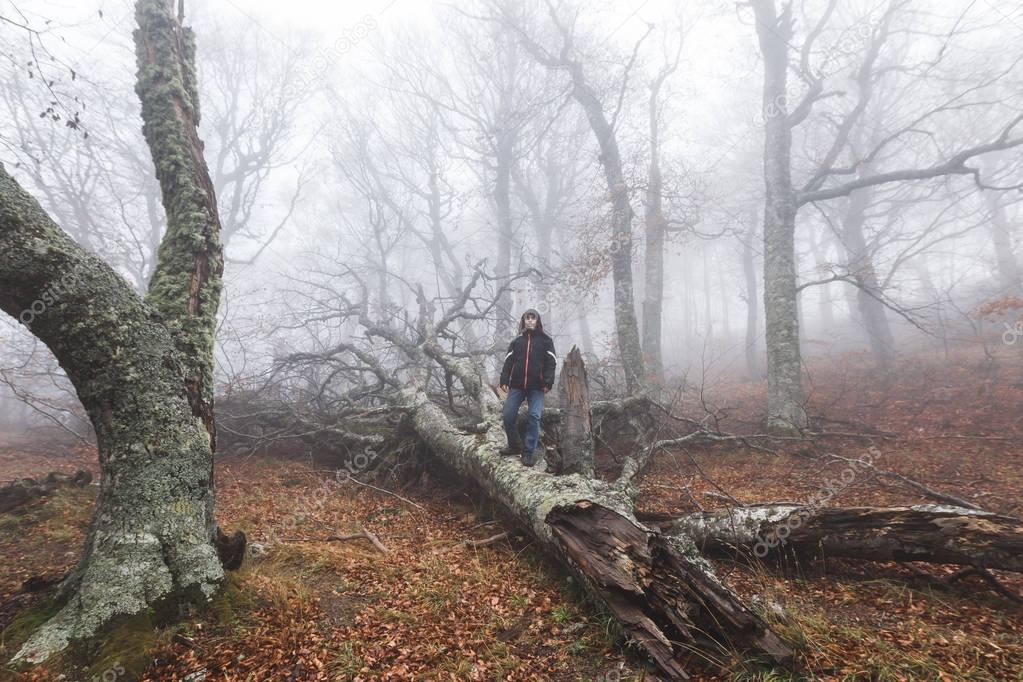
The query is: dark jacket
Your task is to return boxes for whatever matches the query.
[501,329,556,391]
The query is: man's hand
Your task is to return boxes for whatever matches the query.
[500,384,509,392]
[543,386,550,394]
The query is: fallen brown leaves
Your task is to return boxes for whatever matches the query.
[2,346,1022,680]
[138,457,626,681]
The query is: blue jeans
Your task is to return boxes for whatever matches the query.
[503,387,545,453]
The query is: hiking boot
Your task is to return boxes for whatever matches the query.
[498,444,522,456]
[521,450,535,466]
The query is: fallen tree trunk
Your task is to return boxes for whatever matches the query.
[399,388,793,678]
[316,293,795,678]
[278,248,1023,678]
[665,504,1023,573]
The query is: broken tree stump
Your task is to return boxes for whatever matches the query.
[553,345,594,477]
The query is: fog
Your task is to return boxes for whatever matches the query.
[2,0,1021,438]
[4,1,1023,676]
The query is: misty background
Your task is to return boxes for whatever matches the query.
[2,0,1021,441]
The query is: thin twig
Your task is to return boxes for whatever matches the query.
[339,472,427,511]
[463,531,510,548]
[325,528,390,554]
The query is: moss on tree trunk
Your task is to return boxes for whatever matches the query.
[0,0,231,665]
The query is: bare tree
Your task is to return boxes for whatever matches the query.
[641,27,683,385]
[749,0,1023,430]
[494,0,648,392]
[199,19,311,264]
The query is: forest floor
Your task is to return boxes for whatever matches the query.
[0,345,1021,681]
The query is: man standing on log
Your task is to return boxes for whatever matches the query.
[499,308,557,467]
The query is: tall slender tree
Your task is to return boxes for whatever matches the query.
[497,0,649,392]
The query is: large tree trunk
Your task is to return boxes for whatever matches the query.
[666,505,1023,573]
[0,166,223,664]
[642,72,669,385]
[352,308,792,678]
[1,0,232,664]
[752,0,809,432]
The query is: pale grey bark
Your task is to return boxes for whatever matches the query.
[667,504,1023,573]
[335,299,792,678]
[752,0,808,431]
[393,355,791,678]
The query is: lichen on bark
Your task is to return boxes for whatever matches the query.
[134,0,224,438]
[1,162,224,666]
[0,0,230,666]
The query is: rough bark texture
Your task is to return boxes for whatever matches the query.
[135,0,225,441]
[0,165,223,664]
[668,505,1023,573]
[0,0,230,664]
[752,0,809,432]
[548,503,793,678]
[552,346,594,477]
